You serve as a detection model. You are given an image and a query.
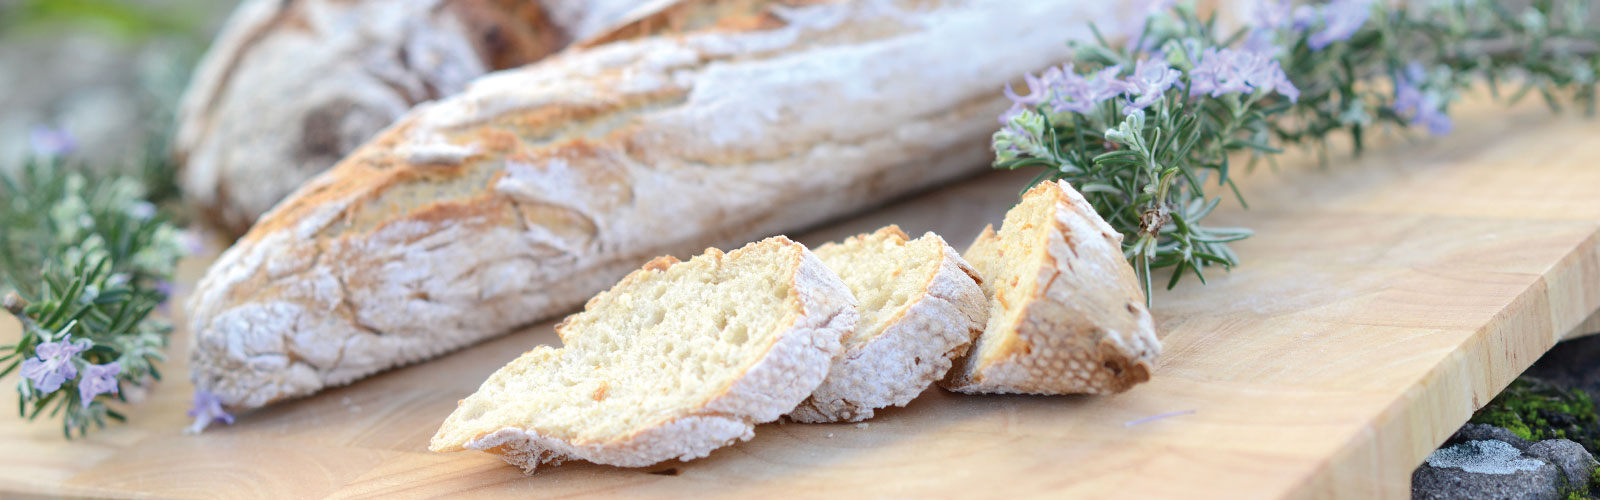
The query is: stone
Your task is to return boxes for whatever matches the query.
[1525,439,1599,492]
[1467,377,1600,455]
[1412,440,1564,500]
[1447,423,1535,452]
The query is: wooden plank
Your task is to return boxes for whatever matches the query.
[2,97,1600,498]
[1563,308,1600,340]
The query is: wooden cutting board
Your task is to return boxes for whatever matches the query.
[3,96,1600,499]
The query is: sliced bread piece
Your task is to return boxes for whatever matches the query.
[788,226,986,423]
[429,236,856,473]
[184,0,1127,415]
[942,180,1161,395]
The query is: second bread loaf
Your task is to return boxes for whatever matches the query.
[187,0,1131,413]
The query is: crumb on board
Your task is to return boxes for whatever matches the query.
[856,423,869,429]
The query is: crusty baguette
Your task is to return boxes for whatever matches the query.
[574,0,792,48]
[430,236,856,473]
[942,180,1162,395]
[788,226,985,423]
[186,0,1131,412]
[174,0,651,236]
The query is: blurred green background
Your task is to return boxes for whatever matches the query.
[0,0,236,169]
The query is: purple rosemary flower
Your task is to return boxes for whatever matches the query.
[1191,48,1253,96]
[127,201,157,221]
[155,279,174,298]
[1413,99,1454,135]
[1188,48,1299,102]
[1308,0,1373,50]
[1085,66,1128,103]
[1048,64,1125,115]
[186,389,235,433]
[1188,48,1221,96]
[77,362,120,408]
[1242,31,1277,55]
[1123,59,1181,113]
[1271,69,1301,102]
[28,126,77,158]
[19,335,86,394]
[155,279,176,313]
[1241,0,1299,55]
[1253,0,1294,30]
[1001,71,1051,124]
[1000,65,1127,123]
[1047,66,1096,115]
[1292,5,1319,31]
[180,228,209,256]
[1393,63,1452,135]
[1404,60,1428,84]
[1246,58,1300,103]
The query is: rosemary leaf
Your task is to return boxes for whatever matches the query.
[988,0,1600,303]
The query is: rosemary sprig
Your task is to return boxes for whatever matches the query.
[1,152,187,438]
[993,0,1600,305]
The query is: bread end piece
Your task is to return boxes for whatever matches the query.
[942,180,1161,395]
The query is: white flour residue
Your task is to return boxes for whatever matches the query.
[494,158,586,209]
[397,136,478,166]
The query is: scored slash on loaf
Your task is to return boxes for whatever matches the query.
[943,180,1162,395]
[184,0,1126,416]
[788,226,987,423]
[174,0,654,236]
[430,236,856,473]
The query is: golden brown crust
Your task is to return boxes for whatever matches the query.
[575,0,811,48]
[640,255,681,273]
[187,0,1124,413]
[943,181,1160,395]
[873,224,911,242]
[175,0,617,238]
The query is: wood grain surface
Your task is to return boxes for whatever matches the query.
[2,97,1599,499]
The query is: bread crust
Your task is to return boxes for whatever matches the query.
[789,228,986,423]
[942,180,1162,395]
[434,237,856,472]
[174,0,653,236]
[186,0,1124,412]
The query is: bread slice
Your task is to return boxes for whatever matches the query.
[429,236,856,473]
[185,0,1126,414]
[942,180,1161,395]
[787,226,986,423]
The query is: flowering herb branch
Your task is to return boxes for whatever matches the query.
[1,145,189,438]
[993,0,1600,305]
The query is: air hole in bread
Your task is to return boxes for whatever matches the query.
[432,240,808,445]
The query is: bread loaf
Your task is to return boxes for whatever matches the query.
[174,0,650,236]
[430,237,855,473]
[788,226,985,423]
[186,0,1130,413]
[942,180,1162,395]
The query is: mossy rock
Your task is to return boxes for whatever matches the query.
[1471,378,1600,455]
[1581,468,1600,500]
